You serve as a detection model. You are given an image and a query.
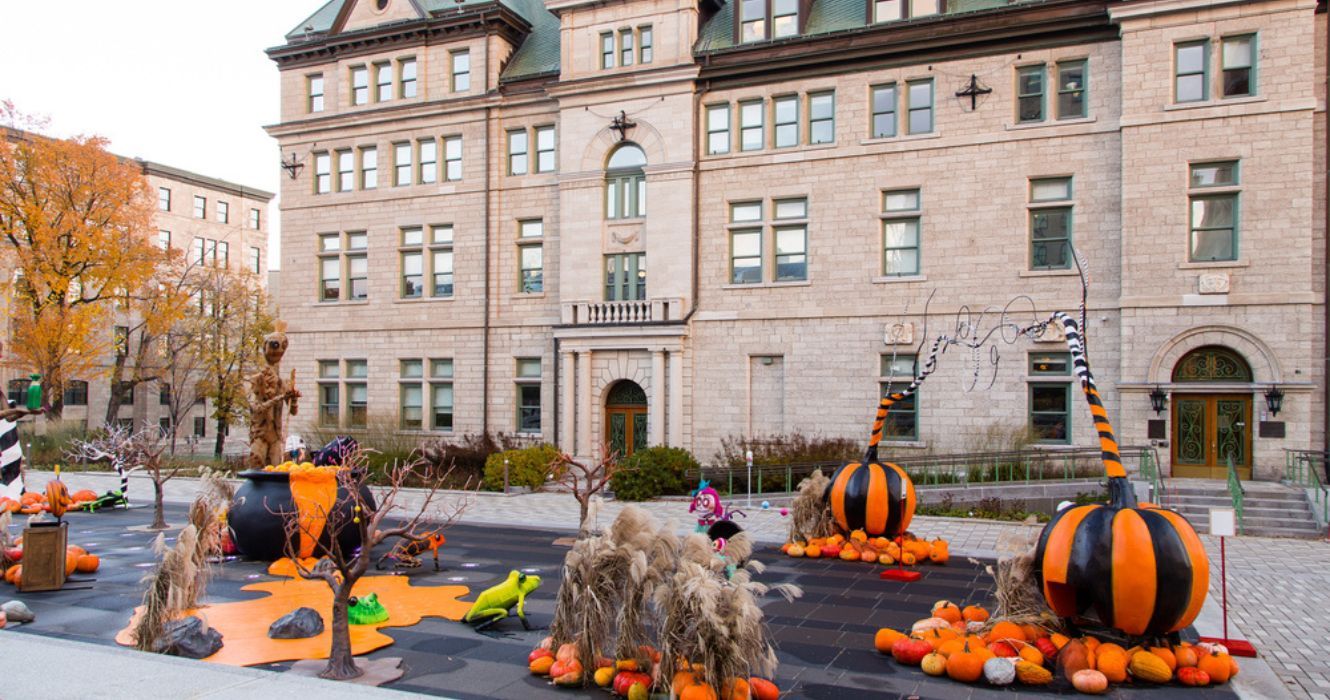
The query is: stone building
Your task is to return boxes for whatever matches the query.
[267,0,1326,481]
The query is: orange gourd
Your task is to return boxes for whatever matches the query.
[901,552,916,566]
[987,621,1025,645]
[1148,646,1177,671]
[1096,648,1128,683]
[929,539,950,564]
[4,564,19,584]
[877,553,895,565]
[1128,651,1172,683]
[961,605,989,623]
[680,683,718,700]
[921,652,948,676]
[673,671,698,695]
[1019,623,1043,641]
[529,656,555,675]
[720,678,748,700]
[931,601,962,624]
[66,545,87,558]
[74,554,100,573]
[64,552,78,576]
[874,628,905,653]
[45,480,70,519]
[71,489,97,502]
[1197,650,1233,684]
[1173,643,1199,668]
[805,545,822,559]
[1072,669,1108,694]
[1018,645,1044,666]
[1177,667,1211,687]
[945,642,986,683]
[747,677,779,700]
[990,641,1019,658]
[860,549,878,563]
[1058,639,1094,682]
[1016,660,1054,685]
[850,529,868,543]
[787,544,804,557]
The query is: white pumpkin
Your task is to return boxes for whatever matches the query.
[983,657,1017,686]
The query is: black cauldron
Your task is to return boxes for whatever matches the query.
[227,470,377,561]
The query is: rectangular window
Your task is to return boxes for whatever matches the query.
[907,79,933,134]
[882,189,921,276]
[443,136,462,181]
[601,32,615,69]
[740,0,765,43]
[535,126,556,173]
[315,152,331,193]
[773,95,798,148]
[1017,64,1045,123]
[337,149,354,191]
[401,227,424,299]
[418,138,437,184]
[807,91,834,144]
[519,220,543,293]
[360,146,378,189]
[1189,161,1239,262]
[874,0,902,22]
[1175,41,1209,103]
[347,233,367,301]
[772,0,798,38]
[159,382,171,406]
[249,207,261,230]
[740,100,764,151]
[249,246,261,274]
[729,201,763,284]
[451,50,470,92]
[399,57,417,98]
[516,358,541,433]
[606,171,645,219]
[1221,35,1255,98]
[604,253,647,301]
[394,142,411,186]
[878,354,918,441]
[871,83,897,138]
[508,130,528,175]
[193,195,207,218]
[430,359,454,431]
[346,359,368,429]
[308,74,325,113]
[432,225,455,297]
[117,380,134,405]
[1030,383,1071,444]
[639,25,653,63]
[63,381,88,406]
[1030,352,1071,376]
[218,241,229,267]
[706,104,730,155]
[375,61,392,102]
[318,360,339,427]
[620,28,634,67]
[773,198,807,282]
[400,359,424,430]
[216,201,229,223]
[158,230,171,250]
[351,65,369,105]
[1056,60,1087,119]
[193,416,206,437]
[158,187,171,212]
[1029,177,1073,270]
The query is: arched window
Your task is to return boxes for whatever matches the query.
[605,143,646,219]
[1171,346,1252,382]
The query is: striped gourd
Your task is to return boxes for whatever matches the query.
[1034,313,1209,637]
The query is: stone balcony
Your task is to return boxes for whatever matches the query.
[560,298,684,325]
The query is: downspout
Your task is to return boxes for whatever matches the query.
[687,81,703,325]
[482,85,493,434]
[1323,4,1329,458]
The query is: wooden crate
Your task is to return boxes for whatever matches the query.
[19,521,67,592]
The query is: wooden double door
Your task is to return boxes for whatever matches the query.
[1171,393,1252,479]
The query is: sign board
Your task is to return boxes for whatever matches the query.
[1209,507,1237,537]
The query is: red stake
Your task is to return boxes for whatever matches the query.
[880,534,920,583]
[1199,535,1257,657]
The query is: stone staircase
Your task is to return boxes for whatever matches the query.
[1162,478,1325,539]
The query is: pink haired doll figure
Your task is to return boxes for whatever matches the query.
[689,480,725,533]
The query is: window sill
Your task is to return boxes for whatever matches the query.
[721,280,811,290]
[872,274,927,284]
[879,440,927,449]
[1004,116,1097,131]
[316,300,371,306]
[859,131,942,146]
[1022,375,1073,383]
[394,296,455,304]
[1018,269,1078,278]
[1177,259,1248,270]
[1165,95,1265,112]
[513,292,547,299]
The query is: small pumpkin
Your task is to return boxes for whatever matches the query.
[747,677,779,700]
[1072,669,1108,695]
[615,670,651,695]
[891,637,933,666]
[838,547,858,562]
[64,552,78,576]
[931,601,962,624]
[822,544,842,558]
[874,628,905,654]
[75,554,100,573]
[910,617,951,635]
[1096,648,1128,683]
[877,553,895,565]
[680,683,718,700]
[1128,650,1172,683]
[859,549,878,563]
[983,657,1017,686]
[1058,639,1094,681]
[805,545,822,559]
[990,640,1019,658]
[787,544,805,557]
[987,621,1025,645]
[1197,650,1233,684]
[592,666,615,686]
[1034,637,1059,661]
[1148,645,1177,671]
[961,605,989,623]
[901,552,917,566]
[945,642,985,683]
[929,539,950,564]
[529,655,555,675]
[45,480,71,519]
[627,682,649,700]
[1177,666,1211,687]
[720,677,749,700]
[1015,660,1054,685]
[1173,643,1199,668]
[920,652,947,676]
[671,671,698,696]
[936,639,964,658]
[1019,623,1044,641]
[555,642,578,663]
[850,529,868,542]
[1050,633,1071,649]
[4,564,19,585]
[1018,645,1044,666]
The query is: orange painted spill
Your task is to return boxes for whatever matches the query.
[288,469,338,558]
[116,558,472,666]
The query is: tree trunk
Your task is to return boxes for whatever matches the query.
[577,497,590,539]
[105,356,128,427]
[322,584,363,680]
[150,479,168,529]
[213,417,227,458]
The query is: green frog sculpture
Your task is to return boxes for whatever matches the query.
[463,570,541,632]
[347,593,388,625]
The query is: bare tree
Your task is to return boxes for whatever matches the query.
[68,425,177,529]
[279,453,471,680]
[549,447,623,539]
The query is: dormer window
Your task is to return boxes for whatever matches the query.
[873,0,941,23]
[740,0,799,43]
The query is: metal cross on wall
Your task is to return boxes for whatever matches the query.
[955,74,993,111]
[281,152,305,180]
[610,110,636,141]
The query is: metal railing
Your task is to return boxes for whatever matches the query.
[1285,449,1329,526]
[688,445,1160,498]
[1225,454,1244,535]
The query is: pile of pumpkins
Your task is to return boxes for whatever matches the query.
[781,530,948,566]
[0,487,101,515]
[527,638,781,700]
[2,541,101,587]
[875,600,1240,694]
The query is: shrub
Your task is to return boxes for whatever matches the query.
[483,444,560,491]
[713,432,859,469]
[612,446,699,501]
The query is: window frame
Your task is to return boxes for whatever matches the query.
[1220,34,1256,98]
[1055,59,1088,119]
[1016,63,1046,123]
[772,95,799,149]
[881,188,922,277]
[1187,160,1240,263]
[1027,177,1074,271]
[807,90,835,145]
[515,358,542,434]
[360,146,378,189]
[601,32,615,69]
[739,99,765,152]
[399,57,418,99]
[418,137,437,185]
[393,141,412,186]
[507,129,529,176]
[399,359,425,430]
[878,353,919,441]
[619,27,635,67]
[535,125,556,173]
[451,49,471,92]
[443,135,463,181]
[870,83,897,139]
[639,25,653,64]
[1174,40,1210,104]
[706,103,731,155]
[906,78,934,135]
[350,65,369,106]
[374,61,393,103]
[604,252,647,301]
[193,194,207,218]
[518,219,544,294]
[249,207,261,230]
[307,74,325,113]
[1029,382,1072,445]
[158,187,171,212]
[314,152,331,194]
[336,149,354,191]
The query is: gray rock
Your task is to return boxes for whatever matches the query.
[268,607,324,639]
[1,600,34,623]
[151,616,223,659]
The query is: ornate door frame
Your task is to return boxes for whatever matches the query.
[1171,393,1252,480]
[604,380,648,458]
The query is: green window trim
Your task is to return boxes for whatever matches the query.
[605,253,647,301]
[1016,64,1045,123]
[1056,59,1088,119]
[1029,382,1071,444]
[1175,40,1209,103]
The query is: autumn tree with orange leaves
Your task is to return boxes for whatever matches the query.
[0,103,162,417]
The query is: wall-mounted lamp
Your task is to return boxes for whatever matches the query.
[1264,385,1284,417]
[1149,386,1168,416]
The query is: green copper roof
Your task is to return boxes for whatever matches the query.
[285,0,561,80]
[697,0,1025,53]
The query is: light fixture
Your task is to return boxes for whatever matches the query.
[1264,386,1284,417]
[1149,386,1167,416]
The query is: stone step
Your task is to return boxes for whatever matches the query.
[1164,492,1309,507]
[1170,504,1314,520]
[1196,522,1325,539]
[1166,484,1303,498]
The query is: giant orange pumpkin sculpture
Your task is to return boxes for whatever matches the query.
[824,338,943,537]
[1034,313,1209,637]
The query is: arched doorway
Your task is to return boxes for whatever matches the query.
[605,380,648,458]
[1170,346,1253,479]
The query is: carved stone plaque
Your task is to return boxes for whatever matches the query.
[885,322,915,345]
[1198,272,1230,295]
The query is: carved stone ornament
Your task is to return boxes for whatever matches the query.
[1198,272,1230,295]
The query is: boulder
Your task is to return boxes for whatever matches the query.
[268,607,324,639]
[1,600,34,623]
[152,616,223,659]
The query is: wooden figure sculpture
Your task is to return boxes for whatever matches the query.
[247,321,300,470]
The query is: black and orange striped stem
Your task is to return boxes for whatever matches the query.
[1051,312,1126,480]
[866,335,944,461]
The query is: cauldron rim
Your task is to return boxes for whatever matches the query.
[236,467,367,483]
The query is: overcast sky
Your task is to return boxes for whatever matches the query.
[1,1,314,269]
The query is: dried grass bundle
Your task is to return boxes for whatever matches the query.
[131,520,215,651]
[788,469,834,543]
[984,530,1057,630]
